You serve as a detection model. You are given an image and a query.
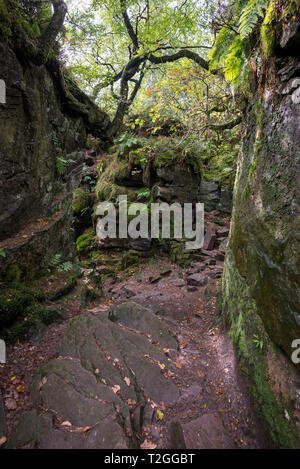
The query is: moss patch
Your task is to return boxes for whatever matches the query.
[76,229,96,255]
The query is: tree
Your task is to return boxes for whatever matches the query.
[65,0,218,136]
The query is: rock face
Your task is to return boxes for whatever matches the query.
[199,182,221,212]
[222,22,300,447]
[0,41,87,281]
[7,303,179,449]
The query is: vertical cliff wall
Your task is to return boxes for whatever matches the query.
[222,15,300,447]
[0,35,110,281]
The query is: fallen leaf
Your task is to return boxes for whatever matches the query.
[224,368,229,374]
[174,362,182,369]
[157,410,164,420]
[140,439,157,449]
[112,385,121,394]
[124,377,130,386]
[0,437,7,447]
[16,385,25,393]
[61,421,72,427]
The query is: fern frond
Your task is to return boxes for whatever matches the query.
[224,35,250,85]
[238,0,269,38]
[209,26,236,69]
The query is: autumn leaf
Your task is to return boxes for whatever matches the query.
[124,377,130,386]
[157,410,164,420]
[112,385,121,394]
[174,361,182,369]
[140,439,157,449]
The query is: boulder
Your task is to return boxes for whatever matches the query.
[187,273,208,287]
[8,303,179,448]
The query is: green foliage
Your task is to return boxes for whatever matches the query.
[0,248,6,258]
[209,26,236,70]
[57,261,73,273]
[137,188,151,200]
[52,132,75,176]
[56,156,76,176]
[0,0,52,38]
[239,0,269,39]
[116,132,139,156]
[223,35,250,85]
[210,0,272,88]
[48,254,73,274]
[253,333,264,349]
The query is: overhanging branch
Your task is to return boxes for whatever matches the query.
[208,116,242,131]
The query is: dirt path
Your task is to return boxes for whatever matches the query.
[1,253,270,449]
[101,259,270,449]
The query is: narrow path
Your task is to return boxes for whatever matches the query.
[100,258,270,449]
[1,251,270,449]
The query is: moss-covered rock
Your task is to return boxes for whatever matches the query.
[222,27,300,447]
[72,189,93,216]
[76,229,96,255]
[222,252,300,448]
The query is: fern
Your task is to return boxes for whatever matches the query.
[209,26,236,69]
[56,156,76,175]
[224,35,250,84]
[210,0,270,87]
[238,0,269,38]
[57,261,73,273]
[49,253,62,268]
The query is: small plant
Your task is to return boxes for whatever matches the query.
[0,248,6,257]
[57,261,73,273]
[53,132,75,176]
[253,333,264,350]
[56,156,76,176]
[48,254,73,274]
[137,187,151,200]
[116,132,138,156]
[48,253,62,270]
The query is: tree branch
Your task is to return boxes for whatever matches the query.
[31,0,67,66]
[120,0,139,51]
[148,50,210,71]
[207,116,242,131]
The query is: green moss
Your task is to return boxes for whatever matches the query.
[261,2,277,58]
[95,155,130,201]
[0,0,12,36]
[122,252,140,269]
[72,189,92,215]
[0,283,50,342]
[76,229,96,254]
[6,263,23,283]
